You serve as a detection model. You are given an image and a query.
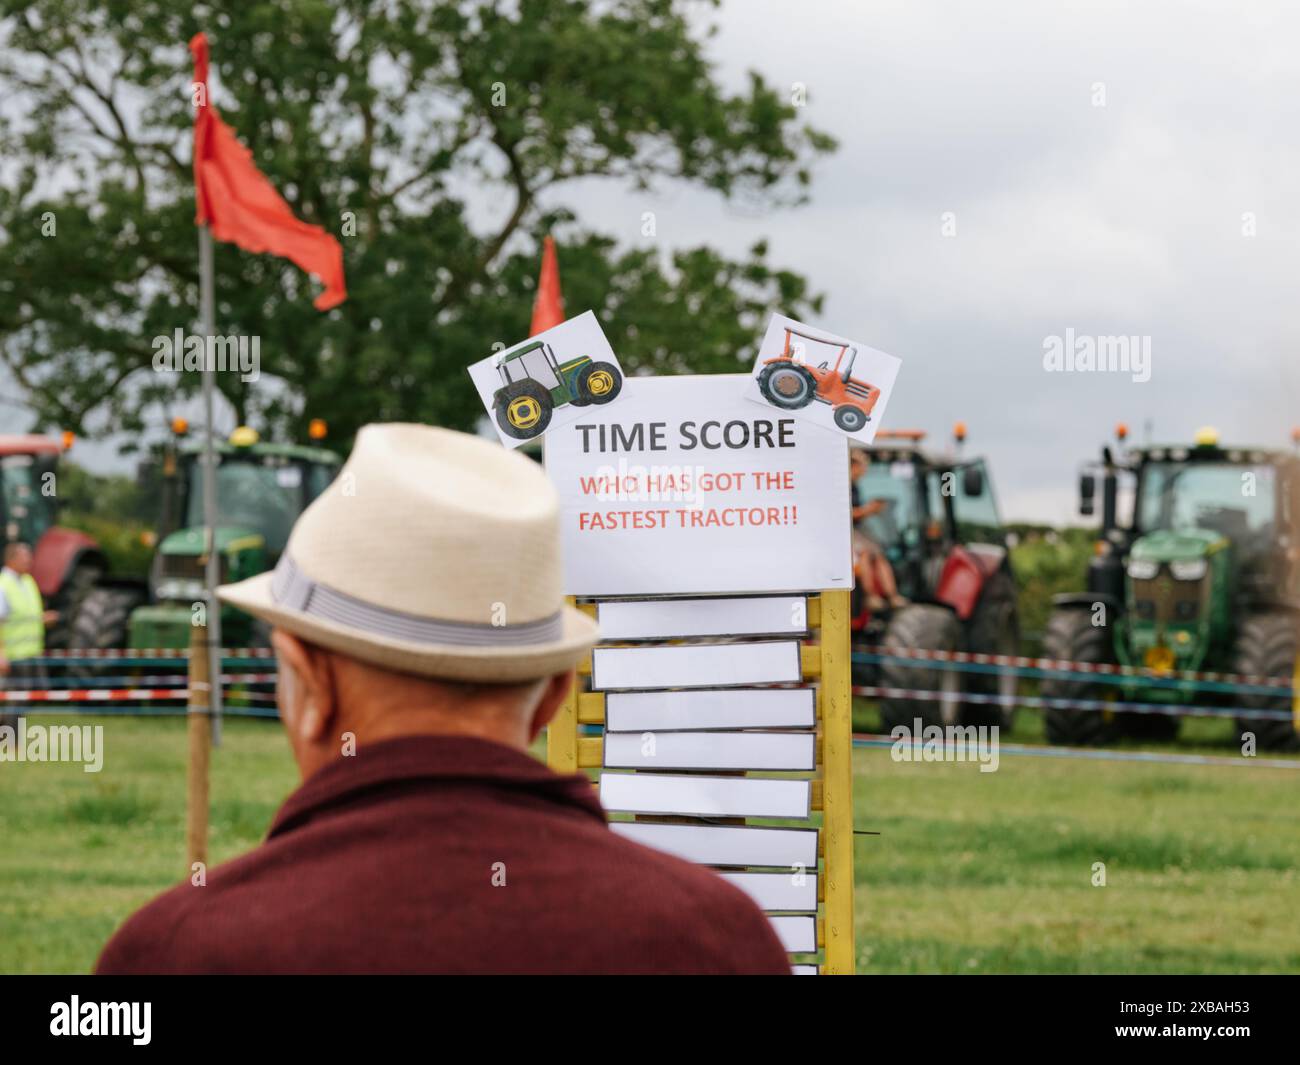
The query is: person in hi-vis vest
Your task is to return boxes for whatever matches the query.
[0,542,59,729]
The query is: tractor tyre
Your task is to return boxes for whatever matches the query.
[66,586,139,682]
[494,379,553,440]
[1041,607,1117,746]
[1231,611,1298,751]
[45,561,103,650]
[878,605,963,733]
[833,405,869,433]
[962,570,1020,731]
[757,362,817,410]
[580,362,622,405]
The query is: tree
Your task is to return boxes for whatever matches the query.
[0,0,834,448]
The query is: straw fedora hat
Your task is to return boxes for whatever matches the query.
[218,423,599,682]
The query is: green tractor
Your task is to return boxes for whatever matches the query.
[492,340,621,440]
[70,423,341,652]
[1043,426,1299,749]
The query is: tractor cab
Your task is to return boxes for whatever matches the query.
[851,427,1021,732]
[1078,427,1297,672]
[1045,425,1300,749]
[125,421,341,649]
[856,430,1010,606]
[0,434,122,648]
[0,437,60,548]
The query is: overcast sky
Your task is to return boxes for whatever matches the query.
[5,0,1300,522]
[544,0,1300,521]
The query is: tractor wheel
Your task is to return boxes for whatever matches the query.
[1231,612,1298,751]
[66,586,139,682]
[580,362,622,405]
[1041,607,1117,746]
[962,570,1020,731]
[878,604,962,733]
[494,379,553,440]
[757,362,817,410]
[45,561,103,650]
[833,405,869,433]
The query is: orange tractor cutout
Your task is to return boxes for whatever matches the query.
[756,326,881,433]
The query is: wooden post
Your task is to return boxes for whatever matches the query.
[546,596,581,773]
[819,588,856,974]
[186,617,211,870]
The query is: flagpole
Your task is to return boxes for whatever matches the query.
[199,223,224,746]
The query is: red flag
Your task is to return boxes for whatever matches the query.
[529,235,565,335]
[189,32,346,311]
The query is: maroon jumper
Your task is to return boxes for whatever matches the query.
[96,735,791,975]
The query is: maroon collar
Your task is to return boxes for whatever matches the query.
[268,734,605,838]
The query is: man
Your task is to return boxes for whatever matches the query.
[0,541,57,730]
[849,450,905,611]
[97,424,790,975]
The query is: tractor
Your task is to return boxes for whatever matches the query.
[756,326,881,434]
[850,427,1021,731]
[0,433,140,648]
[492,340,622,440]
[1042,426,1299,750]
[70,420,341,652]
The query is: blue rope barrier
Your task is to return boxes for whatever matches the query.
[851,650,1293,699]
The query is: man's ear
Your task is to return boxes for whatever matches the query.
[527,669,575,743]
[270,629,337,743]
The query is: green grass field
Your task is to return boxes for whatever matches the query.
[1,710,1297,974]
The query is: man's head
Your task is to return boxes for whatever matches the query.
[216,424,600,780]
[4,542,32,575]
[849,449,868,479]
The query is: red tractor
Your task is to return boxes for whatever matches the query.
[756,325,881,434]
[0,434,133,647]
[850,428,1021,731]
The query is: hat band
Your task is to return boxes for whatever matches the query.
[270,555,565,648]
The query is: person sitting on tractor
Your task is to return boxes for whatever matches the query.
[850,450,906,611]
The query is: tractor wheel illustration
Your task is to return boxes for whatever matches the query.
[580,361,623,405]
[757,362,817,410]
[495,379,553,440]
[833,404,869,432]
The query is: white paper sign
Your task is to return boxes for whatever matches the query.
[609,822,819,868]
[596,596,807,639]
[544,374,852,595]
[599,772,810,818]
[590,641,802,690]
[742,314,901,445]
[603,730,815,771]
[719,871,819,913]
[604,687,816,732]
[768,915,817,953]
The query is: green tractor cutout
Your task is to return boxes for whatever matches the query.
[492,340,622,440]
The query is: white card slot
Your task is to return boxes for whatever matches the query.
[769,915,816,953]
[610,821,818,868]
[591,641,801,690]
[604,730,815,771]
[597,596,807,639]
[599,772,810,818]
[604,687,815,732]
[719,871,818,913]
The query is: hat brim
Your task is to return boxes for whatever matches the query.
[218,572,599,683]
